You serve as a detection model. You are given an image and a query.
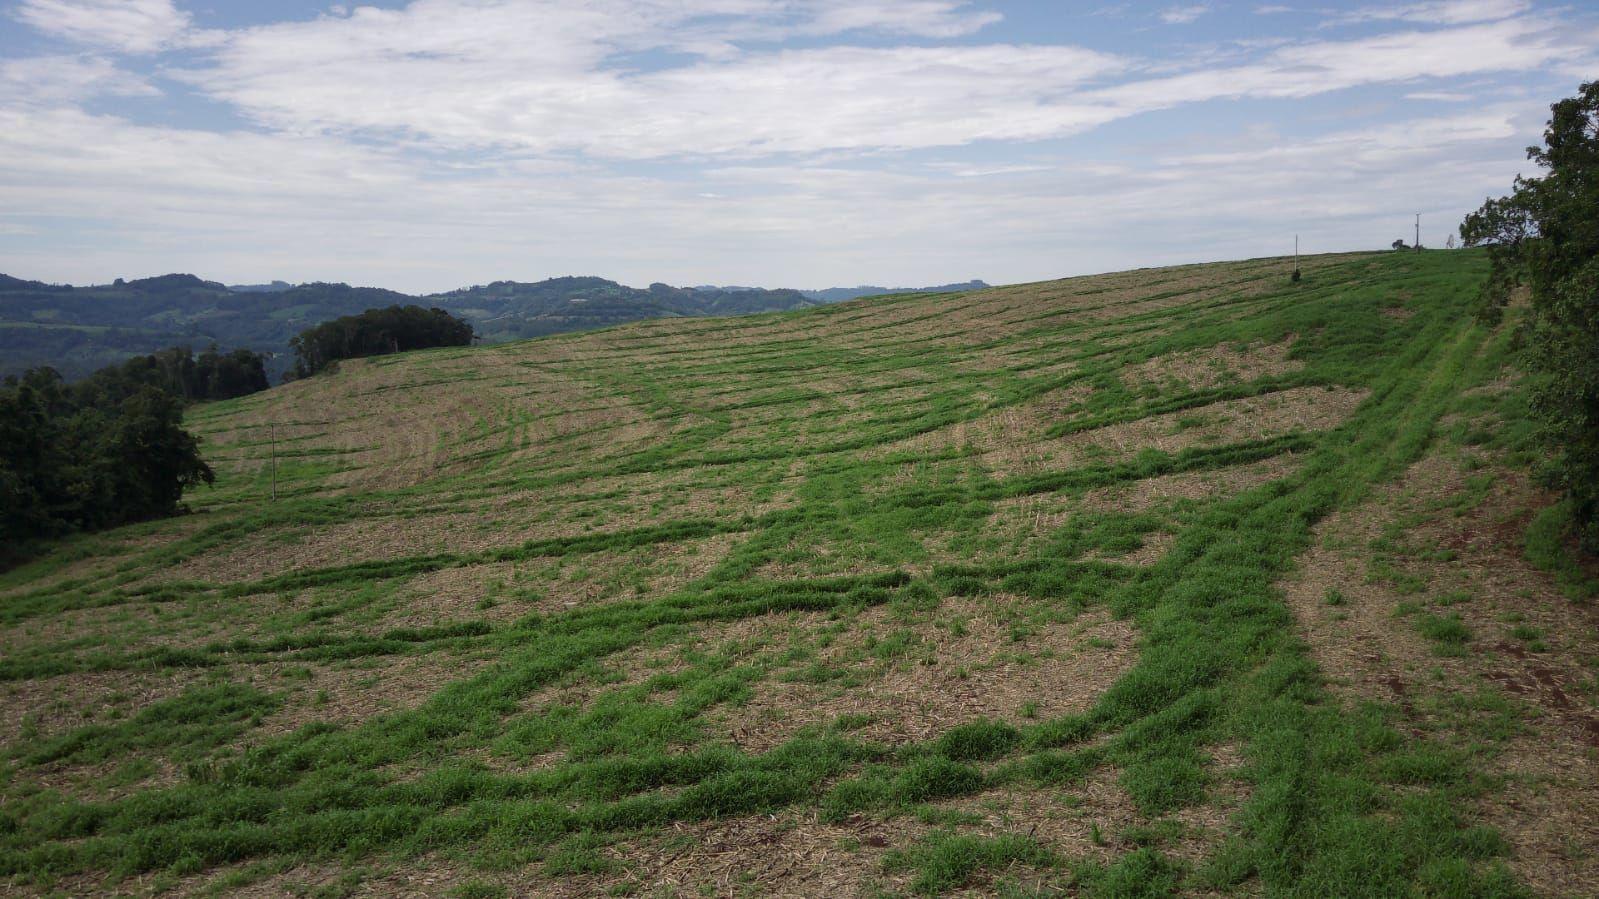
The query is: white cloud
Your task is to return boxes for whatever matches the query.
[796,1,1002,37]
[1160,107,1521,167]
[184,5,1125,157]
[13,0,192,53]
[166,3,1583,161]
[0,95,1547,291]
[0,55,158,104]
[1331,0,1530,26]
[0,0,1589,290]
[1093,17,1579,111]
[1160,5,1211,25]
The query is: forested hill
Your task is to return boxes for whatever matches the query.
[426,277,819,342]
[0,276,414,380]
[0,273,974,380]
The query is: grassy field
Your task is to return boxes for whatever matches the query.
[3,250,1597,897]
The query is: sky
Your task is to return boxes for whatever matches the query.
[0,0,1595,293]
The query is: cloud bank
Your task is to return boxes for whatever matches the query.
[0,0,1594,290]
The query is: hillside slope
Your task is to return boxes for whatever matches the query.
[3,252,1595,897]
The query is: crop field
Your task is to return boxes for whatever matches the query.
[3,251,1597,897]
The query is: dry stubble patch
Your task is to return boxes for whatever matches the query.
[953,453,1303,565]
[0,518,210,603]
[251,652,494,740]
[565,741,1249,899]
[5,592,253,655]
[555,811,928,899]
[709,598,1138,754]
[1281,449,1599,896]
[1121,337,1302,393]
[0,668,210,748]
[198,351,633,496]
[494,608,839,773]
[1077,453,1303,515]
[159,480,763,586]
[1060,385,1366,463]
[982,254,1333,335]
[867,381,1349,486]
[373,531,744,630]
[863,383,1094,470]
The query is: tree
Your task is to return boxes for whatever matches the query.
[99,387,214,520]
[1463,81,1599,551]
[290,305,474,378]
[0,362,217,563]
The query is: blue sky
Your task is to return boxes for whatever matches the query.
[0,0,1595,293]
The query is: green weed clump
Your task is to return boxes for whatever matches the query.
[884,830,1057,895]
[1416,613,1473,655]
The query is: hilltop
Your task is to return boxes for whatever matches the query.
[1,252,1595,897]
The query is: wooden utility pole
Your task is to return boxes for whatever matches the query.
[1415,213,1421,252]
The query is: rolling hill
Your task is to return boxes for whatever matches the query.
[2,251,1595,897]
[0,275,416,380]
[0,274,982,381]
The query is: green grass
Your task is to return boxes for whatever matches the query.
[884,830,1057,894]
[1416,613,1473,656]
[0,251,1545,896]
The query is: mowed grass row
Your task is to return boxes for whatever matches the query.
[0,251,1532,896]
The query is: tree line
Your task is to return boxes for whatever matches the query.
[1463,81,1599,552]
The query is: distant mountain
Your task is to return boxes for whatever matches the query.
[228,280,293,293]
[0,276,414,380]
[0,273,821,379]
[800,280,990,303]
[693,280,990,303]
[0,272,987,381]
[423,277,818,342]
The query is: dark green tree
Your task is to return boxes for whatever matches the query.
[0,366,216,563]
[89,387,213,523]
[290,305,473,378]
[1463,81,1599,550]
